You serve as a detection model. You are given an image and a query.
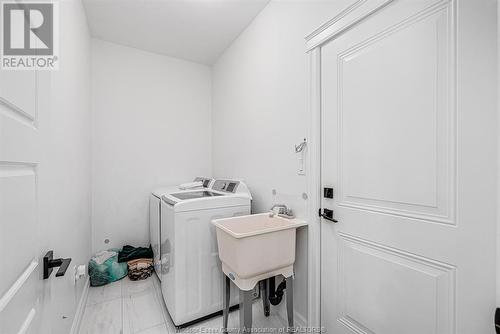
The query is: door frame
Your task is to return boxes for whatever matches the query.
[305,46,322,328]
[304,0,445,327]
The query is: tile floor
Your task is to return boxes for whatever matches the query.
[79,275,289,334]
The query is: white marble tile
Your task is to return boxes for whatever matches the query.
[123,286,165,333]
[81,275,290,334]
[150,275,164,302]
[136,323,169,334]
[79,298,122,334]
[178,302,288,334]
[158,302,177,334]
[87,279,123,305]
[122,276,155,297]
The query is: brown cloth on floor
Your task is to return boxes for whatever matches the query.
[127,258,153,281]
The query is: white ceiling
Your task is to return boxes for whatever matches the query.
[83,0,270,65]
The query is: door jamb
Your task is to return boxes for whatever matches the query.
[306,47,322,328]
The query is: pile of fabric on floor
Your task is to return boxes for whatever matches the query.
[88,249,127,286]
[118,245,154,281]
[127,258,154,281]
[88,245,154,286]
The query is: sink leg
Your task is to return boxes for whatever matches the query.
[286,276,294,330]
[239,289,253,333]
[261,279,270,317]
[223,276,230,332]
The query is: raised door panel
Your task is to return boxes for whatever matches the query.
[0,164,37,296]
[0,68,41,334]
[337,2,455,225]
[0,270,39,334]
[337,234,455,334]
[0,70,37,126]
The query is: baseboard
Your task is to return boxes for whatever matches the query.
[69,277,90,334]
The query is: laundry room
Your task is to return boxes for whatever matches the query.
[86,1,314,331]
[1,0,498,334]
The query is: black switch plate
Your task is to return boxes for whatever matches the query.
[324,187,334,199]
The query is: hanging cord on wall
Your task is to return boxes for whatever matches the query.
[294,138,307,153]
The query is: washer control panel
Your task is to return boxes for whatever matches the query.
[212,179,240,193]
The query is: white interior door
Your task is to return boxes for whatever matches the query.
[319,0,497,333]
[0,67,52,332]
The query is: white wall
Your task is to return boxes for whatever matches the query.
[212,0,354,323]
[497,0,500,307]
[91,39,212,252]
[47,0,92,332]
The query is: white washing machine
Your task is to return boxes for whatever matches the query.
[160,179,252,326]
[149,177,213,280]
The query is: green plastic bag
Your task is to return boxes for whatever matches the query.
[89,249,127,287]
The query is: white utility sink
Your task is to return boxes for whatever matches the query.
[212,213,307,290]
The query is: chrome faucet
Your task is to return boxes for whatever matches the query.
[269,204,295,218]
[270,204,287,217]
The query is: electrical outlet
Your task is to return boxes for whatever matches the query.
[73,264,86,285]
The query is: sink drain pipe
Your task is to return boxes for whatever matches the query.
[269,277,286,306]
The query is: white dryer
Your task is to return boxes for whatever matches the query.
[149,177,213,280]
[160,179,252,326]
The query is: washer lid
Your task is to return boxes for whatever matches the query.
[170,191,224,200]
[152,186,178,198]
